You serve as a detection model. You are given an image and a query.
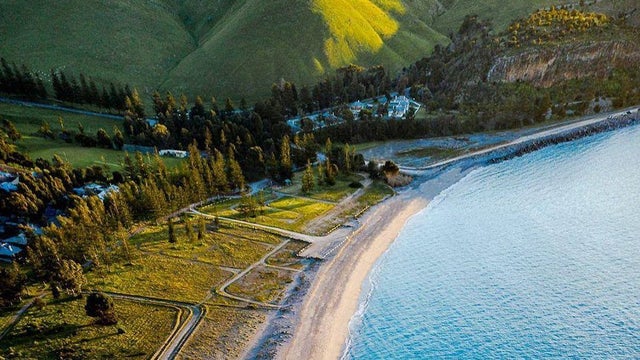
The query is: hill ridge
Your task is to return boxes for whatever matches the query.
[0,0,572,101]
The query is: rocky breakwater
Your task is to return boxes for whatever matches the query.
[486,110,640,164]
[405,109,640,178]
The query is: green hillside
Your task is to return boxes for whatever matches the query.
[0,0,572,102]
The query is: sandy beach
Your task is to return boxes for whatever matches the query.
[275,165,470,360]
[277,190,428,360]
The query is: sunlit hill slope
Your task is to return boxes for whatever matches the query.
[0,0,564,101]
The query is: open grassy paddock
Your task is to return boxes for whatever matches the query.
[132,222,276,269]
[356,180,395,210]
[177,306,267,360]
[278,171,365,202]
[226,265,294,305]
[239,196,334,234]
[0,103,185,169]
[86,252,228,303]
[0,295,178,359]
[266,240,309,270]
[217,227,284,246]
[0,103,122,135]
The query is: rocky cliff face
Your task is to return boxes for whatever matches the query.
[487,40,640,87]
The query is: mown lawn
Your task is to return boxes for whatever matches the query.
[278,171,364,202]
[242,196,334,233]
[0,304,20,335]
[200,194,335,234]
[0,295,177,360]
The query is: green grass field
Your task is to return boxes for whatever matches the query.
[132,222,274,269]
[0,296,177,359]
[86,253,228,303]
[0,103,122,135]
[0,103,185,169]
[431,0,572,34]
[217,227,283,245]
[199,194,334,233]
[0,0,561,103]
[266,240,309,270]
[233,196,335,233]
[177,306,267,360]
[278,171,364,202]
[357,180,395,209]
[226,265,293,304]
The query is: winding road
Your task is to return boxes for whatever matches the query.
[216,239,292,310]
[100,292,204,360]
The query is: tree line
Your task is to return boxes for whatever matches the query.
[51,70,131,111]
[0,56,132,111]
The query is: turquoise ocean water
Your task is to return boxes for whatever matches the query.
[345,125,640,359]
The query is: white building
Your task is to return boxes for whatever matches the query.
[159,149,188,158]
[387,96,411,119]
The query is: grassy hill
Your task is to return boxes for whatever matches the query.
[0,0,573,102]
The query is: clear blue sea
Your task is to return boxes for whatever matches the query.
[345,125,640,359]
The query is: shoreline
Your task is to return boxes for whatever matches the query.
[275,166,469,360]
[277,190,430,360]
[270,108,640,360]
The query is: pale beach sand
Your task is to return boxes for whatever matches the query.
[277,190,429,360]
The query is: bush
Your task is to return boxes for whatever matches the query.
[32,297,46,310]
[349,181,363,188]
[85,292,118,325]
[385,173,413,187]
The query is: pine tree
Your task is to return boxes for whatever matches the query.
[343,143,353,173]
[228,149,245,193]
[168,218,176,243]
[301,160,315,193]
[212,149,229,193]
[79,73,90,103]
[85,292,118,325]
[96,128,112,148]
[279,135,292,181]
[184,217,195,243]
[2,118,21,141]
[113,127,124,150]
[54,259,86,297]
[325,159,336,186]
[197,217,206,241]
[0,263,26,306]
[224,98,235,113]
[325,137,332,156]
